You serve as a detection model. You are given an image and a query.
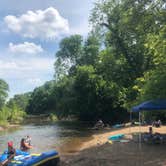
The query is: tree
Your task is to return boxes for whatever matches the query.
[90,0,166,111]
[54,35,83,81]
[136,25,166,101]
[96,48,134,87]
[129,24,166,120]
[0,79,9,109]
[7,92,32,111]
[53,76,76,119]
[91,0,165,79]
[79,34,100,66]
[71,65,127,122]
[27,81,56,114]
[145,25,166,68]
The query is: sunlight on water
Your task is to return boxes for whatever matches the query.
[0,122,92,154]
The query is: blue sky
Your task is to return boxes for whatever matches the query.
[0,0,94,98]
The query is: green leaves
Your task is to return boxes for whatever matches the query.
[26,80,56,114]
[0,79,9,109]
[91,0,165,77]
[56,35,83,62]
[54,35,83,81]
[7,92,32,111]
[79,34,100,66]
[54,34,100,81]
[145,25,166,67]
[138,24,166,101]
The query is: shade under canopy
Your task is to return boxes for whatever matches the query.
[132,100,166,112]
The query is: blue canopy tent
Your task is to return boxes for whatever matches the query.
[131,99,166,143]
[132,100,166,112]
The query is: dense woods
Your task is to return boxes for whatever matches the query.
[1,0,166,124]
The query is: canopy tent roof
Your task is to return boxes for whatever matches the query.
[132,99,166,112]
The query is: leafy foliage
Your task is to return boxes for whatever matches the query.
[26,81,58,114]
[7,92,32,111]
[8,103,26,123]
[54,35,83,81]
[0,104,26,126]
[0,106,10,126]
[0,79,9,109]
[90,0,164,77]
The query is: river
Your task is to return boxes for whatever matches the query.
[0,122,93,154]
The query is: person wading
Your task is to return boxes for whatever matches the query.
[20,137,33,152]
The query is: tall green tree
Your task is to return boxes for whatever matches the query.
[127,23,166,118]
[79,34,100,66]
[71,65,127,122]
[91,0,164,79]
[97,48,133,87]
[27,81,56,114]
[0,79,9,109]
[53,76,76,119]
[54,35,83,80]
[136,25,166,101]
[7,92,32,111]
[91,0,166,110]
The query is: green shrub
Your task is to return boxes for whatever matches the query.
[8,104,26,123]
[49,113,58,122]
[0,106,10,126]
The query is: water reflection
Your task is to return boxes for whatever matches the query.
[0,122,92,154]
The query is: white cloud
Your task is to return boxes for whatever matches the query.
[4,7,69,39]
[0,57,54,98]
[9,42,43,55]
[0,57,54,79]
[70,23,91,36]
[0,60,18,70]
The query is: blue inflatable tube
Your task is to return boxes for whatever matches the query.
[0,150,60,166]
[108,134,124,141]
[112,124,124,129]
[0,150,29,162]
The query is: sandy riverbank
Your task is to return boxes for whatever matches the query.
[80,126,166,150]
[61,126,166,166]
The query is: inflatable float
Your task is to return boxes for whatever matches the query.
[108,134,124,141]
[112,124,124,129]
[0,149,60,166]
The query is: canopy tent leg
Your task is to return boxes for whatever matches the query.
[129,110,132,134]
[139,112,142,148]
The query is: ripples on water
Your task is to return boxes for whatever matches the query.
[0,122,93,154]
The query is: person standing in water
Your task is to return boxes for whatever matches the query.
[20,136,33,152]
[25,135,32,146]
